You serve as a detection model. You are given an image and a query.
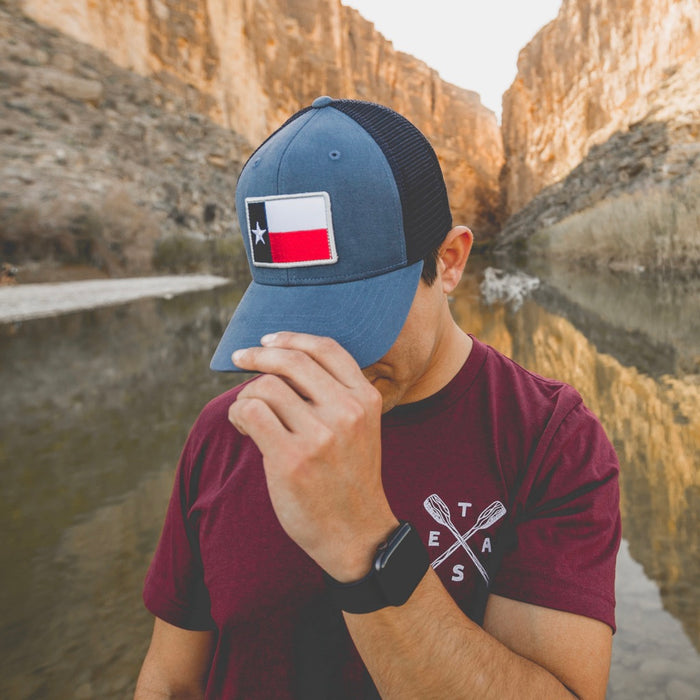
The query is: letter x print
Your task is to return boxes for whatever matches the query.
[423,494,506,584]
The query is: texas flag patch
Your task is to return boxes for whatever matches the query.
[246,192,338,267]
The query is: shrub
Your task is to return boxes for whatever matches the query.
[153,233,248,279]
[0,188,163,276]
[153,234,207,272]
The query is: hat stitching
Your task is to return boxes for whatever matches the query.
[280,258,417,285]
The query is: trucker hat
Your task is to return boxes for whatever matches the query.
[210,96,453,372]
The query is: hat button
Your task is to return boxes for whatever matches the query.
[312,95,334,109]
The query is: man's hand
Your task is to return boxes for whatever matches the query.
[228,332,399,582]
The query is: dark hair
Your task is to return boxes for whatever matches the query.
[420,245,441,285]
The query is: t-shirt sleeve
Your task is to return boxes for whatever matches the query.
[491,401,621,630]
[143,428,215,631]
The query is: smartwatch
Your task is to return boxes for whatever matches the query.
[324,521,430,614]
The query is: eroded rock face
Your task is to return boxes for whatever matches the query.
[0,3,250,280]
[496,50,700,257]
[501,0,700,216]
[21,0,504,237]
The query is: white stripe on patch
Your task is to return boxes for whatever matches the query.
[265,194,328,233]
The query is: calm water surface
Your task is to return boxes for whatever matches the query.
[1,264,698,699]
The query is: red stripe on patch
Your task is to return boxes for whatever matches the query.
[269,229,331,263]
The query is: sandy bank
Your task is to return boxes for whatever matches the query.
[0,275,231,323]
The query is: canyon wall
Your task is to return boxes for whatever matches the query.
[21,0,504,238]
[501,0,700,216]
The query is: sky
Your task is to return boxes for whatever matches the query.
[343,0,563,120]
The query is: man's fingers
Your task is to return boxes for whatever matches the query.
[232,340,366,408]
[228,396,289,453]
[261,332,367,388]
[235,374,318,435]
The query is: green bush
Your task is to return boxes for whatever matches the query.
[153,234,249,279]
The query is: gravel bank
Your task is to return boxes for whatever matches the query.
[0,275,231,323]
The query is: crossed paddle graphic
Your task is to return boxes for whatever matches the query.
[423,494,506,584]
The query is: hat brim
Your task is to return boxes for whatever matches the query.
[210,261,423,372]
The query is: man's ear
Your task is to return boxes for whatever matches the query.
[438,226,473,293]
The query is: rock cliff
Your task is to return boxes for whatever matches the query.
[501,0,700,216]
[1,3,251,281]
[496,49,700,268]
[21,0,504,240]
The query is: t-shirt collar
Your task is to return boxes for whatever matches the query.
[382,335,488,426]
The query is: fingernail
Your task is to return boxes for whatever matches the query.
[261,333,277,345]
[232,349,245,363]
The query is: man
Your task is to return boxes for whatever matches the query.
[135,97,620,699]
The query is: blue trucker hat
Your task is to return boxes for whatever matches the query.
[210,96,452,371]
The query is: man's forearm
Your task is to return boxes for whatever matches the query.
[344,568,576,699]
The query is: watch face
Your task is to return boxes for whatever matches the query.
[375,523,430,606]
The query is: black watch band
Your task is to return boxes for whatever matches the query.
[324,521,430,614]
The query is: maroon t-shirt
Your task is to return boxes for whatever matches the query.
[144,337,620,698]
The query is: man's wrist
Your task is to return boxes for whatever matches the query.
[326,517,401,583]
[324,521,430,614]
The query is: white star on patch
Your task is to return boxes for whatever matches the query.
[251,222,267,244]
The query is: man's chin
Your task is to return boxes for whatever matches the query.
[361,368,404,413]
[369,378,401,414]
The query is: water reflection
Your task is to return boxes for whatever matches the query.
[452,268,700,697]
[0,285,248,698]
[525,261,700,377]
[1,269,699,698]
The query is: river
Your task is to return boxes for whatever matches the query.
[1,262,698,699]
